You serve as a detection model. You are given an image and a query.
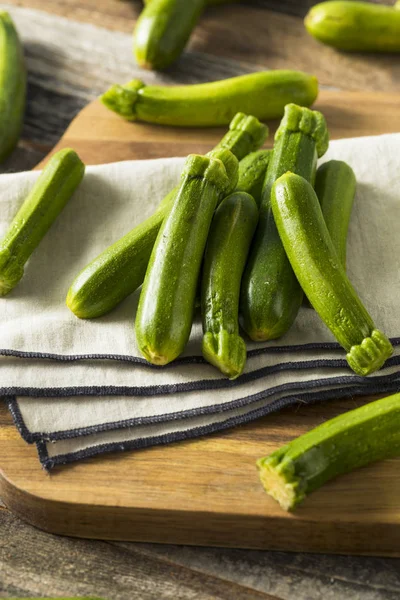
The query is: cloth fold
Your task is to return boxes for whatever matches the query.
[1,134,399,468]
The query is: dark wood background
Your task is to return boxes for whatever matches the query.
[1,1,400,598]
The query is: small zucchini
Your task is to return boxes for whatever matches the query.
[67,113,268,319]
[305,1,400,52]
[240,103,329,342]
[136,149,238,365]
[0,148,85,296]
[315,160,356,268]
[202,191,258,379]
[101,71,319,127]
[134,0,206,71]
[0,11,26,163]
[257,392,400,511]
[270,172,393,376]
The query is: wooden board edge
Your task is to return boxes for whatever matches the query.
[1,467,400,556]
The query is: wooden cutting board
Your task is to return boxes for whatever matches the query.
[1,90,400,556]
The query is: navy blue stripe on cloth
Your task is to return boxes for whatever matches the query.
[1,337,399,365]
[2,353,400,398]
[7,366,400,443]
[34,379,400,470]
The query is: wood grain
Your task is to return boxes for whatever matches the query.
[3,1,399,154]
[2,89,400,556]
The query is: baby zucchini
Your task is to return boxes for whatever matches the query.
[134,0,206,71]
[101,71,319,127]
[315,160,356,268]
[67,113,268,319]
[257,392,400,511]
[0,148,85,296]
[241,103,329,342]
[271,172,393,376]
[202,191,258,379]
[305,1,400,52]
[0,11,26,163]
[136,149,238,365]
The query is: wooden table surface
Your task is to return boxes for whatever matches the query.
[1,1,400,599]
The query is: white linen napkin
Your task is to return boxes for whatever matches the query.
[2,134,400,468]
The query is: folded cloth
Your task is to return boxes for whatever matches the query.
[1,134,400,468]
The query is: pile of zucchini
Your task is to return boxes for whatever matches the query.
[65,103,392,380]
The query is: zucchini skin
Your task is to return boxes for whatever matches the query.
[270,172,393,376]
[0,148,85,296]
[240,104,329,341]
[236,150,272,208]
[0,12,26,163]
[134,0,206,71]
[101,71,319,127]
[136,150,238,365]
[67,113,268,319]
[305,1,400,52]
[257,392,400,511]
[201,191,258,379]
[315,160,356,268]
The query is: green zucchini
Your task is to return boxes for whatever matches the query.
[0,148,85,296]
[134,0,206,71]
[315,160,356,268]
[270,172,393,376]
[202,191,258,379]
[136,149,238,365]
[257,392,400,511]
[0,12,26,163]
[66,113,268,319]
[305,1,400,52]
[137,0,238,71]
[236,150,272,208]
[101,71,319,127]
[240,103,329,341]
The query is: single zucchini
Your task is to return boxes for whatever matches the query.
[134,0,206,71]
[101,71,319,127]
[305,1,400,52]
[315,160,356,268]
[0,148,85,296]
[257,392,400,511]
[136,149,238,365]
[236,150,272,208]
[240,103,329,341]
[202,191,258,379]
[270,172,393,376]
[0,11,26,163]
[67,113,268,319]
